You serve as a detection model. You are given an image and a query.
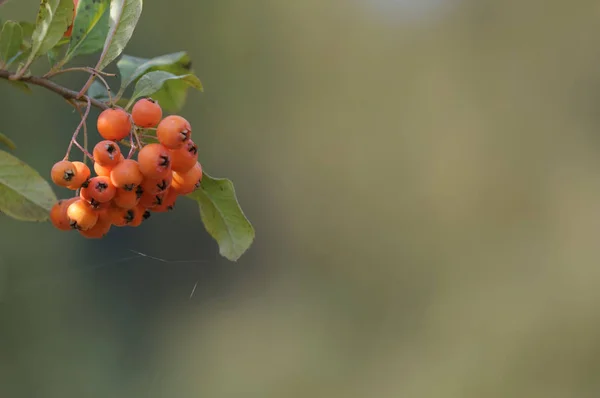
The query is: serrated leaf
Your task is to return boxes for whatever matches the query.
[63,0,109,62]
[126,71,201,108]
[117,51,191,91]
[187,173,254,261]
[0,21,23,66]
[25,0,74,67]
[0,133,16,151]
[95,0,142,71]
[0,150,57,221]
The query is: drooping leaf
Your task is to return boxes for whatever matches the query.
[187,173,254,261]
[126,70,202,108]
[95,0,142,71]
[63,0,109,62]
[117,51,191,91]
[0,133,16,151]
[150,78,190,113]
[0,21,23,66]
[0,150,57,221]
[23,0,74,68]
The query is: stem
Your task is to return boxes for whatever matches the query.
[64,97,93,160]
[44,67,116,79]
[0,69,109,110]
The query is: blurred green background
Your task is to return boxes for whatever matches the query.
[3,0,600,396]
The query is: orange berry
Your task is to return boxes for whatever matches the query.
[138,190,165,209]
[131,98,163,128]
[79,218,111,239]
[111,205,144,227]
[66,161,91,190]
[93,140,122,166]
[152,188,179,213]
[97,108,131,141]
[51,160,77,187]
[49,198,77,231]
[156,115,191,149]
[137,143,171,180]
[66,199,98,230]
[82,176,116,204]
[129,205,148,227]
[140,173,172,195]
[110,159,143,191]
[113,188,139,210]
[93,162,113,177]
[170,139,198,173]
[172,162,203,194]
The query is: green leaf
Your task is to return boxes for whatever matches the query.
[18,21,35,47]
[126,71,202,108]
[0,133,16,151]
[187,173,254,261]
[63,0,109,62]
[117,51,191,91]
[24,0,74,67]
[0,21,23,66]
[87,79,110,101]
[95,0,143,71]
[0,150,57,221]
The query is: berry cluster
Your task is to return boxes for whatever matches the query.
[49,98,202,238]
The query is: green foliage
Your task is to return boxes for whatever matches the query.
[95,0,142,71]
[63,0,109,63]
[0,21,22,67]
[126,71,202,109]
[187,173,255,262]
[0,0,254,261]
[0,150,57,221]
[22,0,74,71]
[117,51,201,112]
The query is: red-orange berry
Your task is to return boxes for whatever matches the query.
[111,205,144,227]
[138,190,165,209]
[172,162,203,194]
[66,199,98,230]
[131,98,163,128]
[113,188,139,210]
[170,139,198,173]
[66,161,91,190]
[83,176,116,203]
[51,160,77,187]
[156,115,191,149]
[152,188,179,213]
[93,140,122,166]
[140,173,172,195]
[137,143,171,179]
[79,217,111,239]
[93,161,114,177]
[129,205,147,227]
[49,198,78,231]
[110,159,143,191]
[97,108,131,141]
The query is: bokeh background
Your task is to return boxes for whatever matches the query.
[2,0,600,396]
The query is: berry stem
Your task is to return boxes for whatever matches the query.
[0,69,109,110]
[44,67,114,105]
[64,97,94,161]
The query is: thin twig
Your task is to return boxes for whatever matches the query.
[64,97,93,160]
[0,69,108,110]
[44,67,116,79]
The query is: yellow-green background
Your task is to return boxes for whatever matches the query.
[2,0,600,396]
